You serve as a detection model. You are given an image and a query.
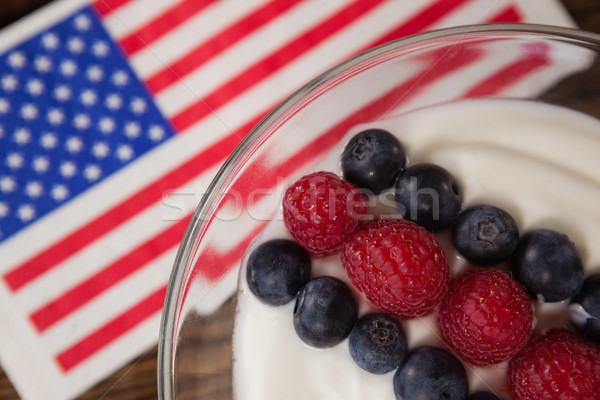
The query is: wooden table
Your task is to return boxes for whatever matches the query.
[0,1,599,399]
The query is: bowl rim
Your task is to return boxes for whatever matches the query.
[157,22,600,399]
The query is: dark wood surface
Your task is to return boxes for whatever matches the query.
[0,1,598,399]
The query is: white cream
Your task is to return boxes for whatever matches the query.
[232,99,600,400]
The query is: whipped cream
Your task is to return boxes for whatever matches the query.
[232,99,600,400]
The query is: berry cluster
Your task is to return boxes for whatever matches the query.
[244,127,600,400]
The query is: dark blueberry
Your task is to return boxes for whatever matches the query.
[511,229,584,302]
[452,205,519,266]
[341,129,407,194]
[394,163,462,231]
[393,346,468,400]
[468,392,502,400]
[293,276,358,348]
[348,313,407,374]
[571,273,600,343]
[246,239,311,306]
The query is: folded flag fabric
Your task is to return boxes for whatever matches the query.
[0,0,575,398]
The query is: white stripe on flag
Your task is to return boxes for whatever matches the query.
[57,307,162,396]
[429,0,511,28]
[101,0,183,39]
[127,0,272,78]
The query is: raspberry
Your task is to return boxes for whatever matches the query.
[283,171,367,256]
[508,328,600,400]
[438,268,534,366]
[341,219,449,318]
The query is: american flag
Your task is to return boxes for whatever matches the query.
[0,0,575,398]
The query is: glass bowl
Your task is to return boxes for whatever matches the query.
[158,24,600,400]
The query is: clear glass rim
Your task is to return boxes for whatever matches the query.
[157,22,600,400]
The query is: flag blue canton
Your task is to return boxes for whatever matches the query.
[0,7,175,240]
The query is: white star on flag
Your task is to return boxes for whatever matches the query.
[59,161,77,178]
[72,113,91,129]
[86,65,103,81]
[67,37,85,53]
[98,117,115,133]
[80,89,97,106]
[50,184,69,201]
[34,55,52,72]
[0,98,10,113]
[6,152,24,169]
[32,156,50,173]
[26,79,45,96]
[16,204,35,222]
[0,202,9,218]
[92,141,110,158]
[59,60,78,76]
[83,164,102,181]
[8,51,27,68]
[47,108,65,125]
[2,75,18,91]
[112,70,128,86]
[65,136,84,153]
[24,181,44,198]
[20,104,39,120]
[105,93,122,110]
[91,40,109,57]
[39,132,58,149]
[41,32,59,49]
[13,128,31,145]
[53,85,71,101]
[0,176,17,192]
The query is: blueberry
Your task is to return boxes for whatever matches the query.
[452,205,519,266]
[293,276,358,348]
[246,239,311,306]
[341,129,407,194]
[511,229,584,302]
[393,346,468,400]
[468,392,502,400]
[571,273,600,343]
[395,163,462,231]
[348,313,407,374]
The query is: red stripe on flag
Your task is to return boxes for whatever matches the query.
[461,44,550,98]
[55,285,166,372]
[3,133,243,291]
[92,0,134,17]
[146,0,304,93]
[119,0,219,55]
[170,0,387,132]
[487,5,521,23]
[30,218,189,332]
[371,0,469,47]
[196,222,267,283]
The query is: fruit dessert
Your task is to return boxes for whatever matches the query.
[232,98,600,400]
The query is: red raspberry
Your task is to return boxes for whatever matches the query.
[438,268,534,366]
[508,328,600,400]
[341,219,448,318]
[282,171,367,257]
